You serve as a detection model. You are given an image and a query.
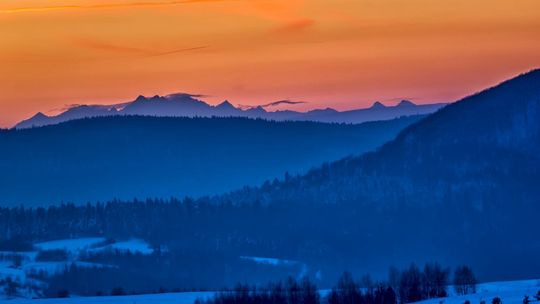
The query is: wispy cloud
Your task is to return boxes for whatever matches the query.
[166,92,209,99]
[239,100,307,110]
[382,97,419,103]
[273,18,315,33]
[0,0,233,14]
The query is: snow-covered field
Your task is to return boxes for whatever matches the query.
[0,237,153,280]
[0,291,213,304]
[35,238,154,256]
[34,238,106,253]
[0,280,540,304]
[0,279,537,304]
[96,239,154,255]
[2,241,539,304]
[0,237,154,298]
[240,255,299,265]
[415,279,540,304]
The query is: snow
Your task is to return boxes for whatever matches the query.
[0,252,37,260]
[0,279,538,303]
[0,237,152,298]
[0,261,24,279]
[35,238,106,253]
[22,261,110,274]
[414,279,540,304]
[100,239,154,255]
[34,237,153,255]
[0,291,213,304]
[240,256,298,265]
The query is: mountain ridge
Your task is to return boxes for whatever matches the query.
[14,95,447,129]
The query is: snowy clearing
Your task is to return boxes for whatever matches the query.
[0,291,213,304]
[414,279,540,304]
[99,239,154,255]
[0,279,538,303]
[240,256,299,265]
[34,238,106,253]
[0,237,153,298]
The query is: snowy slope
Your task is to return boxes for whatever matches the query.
[35,238,106,252]
[0,237,154,298]
[0,291,213,304]
[414,279,540,304]
[1,279,538,303]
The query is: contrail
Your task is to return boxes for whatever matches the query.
[146,45,209,57]
[74,38,209,57]
[1,0,233,14]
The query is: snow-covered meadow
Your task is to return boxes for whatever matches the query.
[415,279,540,304]
[0,279,538,304]
[0,291,213,304]
[0,237,154,298]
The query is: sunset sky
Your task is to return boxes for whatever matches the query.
[1,0,539,127]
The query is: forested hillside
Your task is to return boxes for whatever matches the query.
[0,115,421,206]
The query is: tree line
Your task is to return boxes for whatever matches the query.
[0,195,529,288]
[197,263,477,304]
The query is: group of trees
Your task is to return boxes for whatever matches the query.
[35,249,69,262]
[327,272,396,304]
[389,263,476,303]
[0,197,504,295]
[453,265,478,295]
[198,277,320,304]
[34,248,304,297]
[199,263,476,304]
[0,277,20,299]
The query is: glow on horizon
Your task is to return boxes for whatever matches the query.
[1,0,539,127]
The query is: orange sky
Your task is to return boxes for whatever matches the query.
[1,0,539,127]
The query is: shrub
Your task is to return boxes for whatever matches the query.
[111,287,126,296]
[453,266,477,295]
[57,289,70,298]
[36,249,69,262]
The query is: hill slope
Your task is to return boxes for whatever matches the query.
[224,69,540,204]
[204,69,540,280]
[0,115,423,206]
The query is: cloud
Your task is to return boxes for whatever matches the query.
[74,39,155,56]
[0,0,232,14]
[166,92,209,99]
[382,97,420,103]
[273,18,316,33]
[248,100,307,109]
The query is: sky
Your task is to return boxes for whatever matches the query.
[1,0,539,127]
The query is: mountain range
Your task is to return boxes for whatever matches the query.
[14,94,447,129]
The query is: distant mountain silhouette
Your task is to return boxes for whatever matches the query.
[0,115,424,206]
[208,69,540,280]
[14,93,447,128]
